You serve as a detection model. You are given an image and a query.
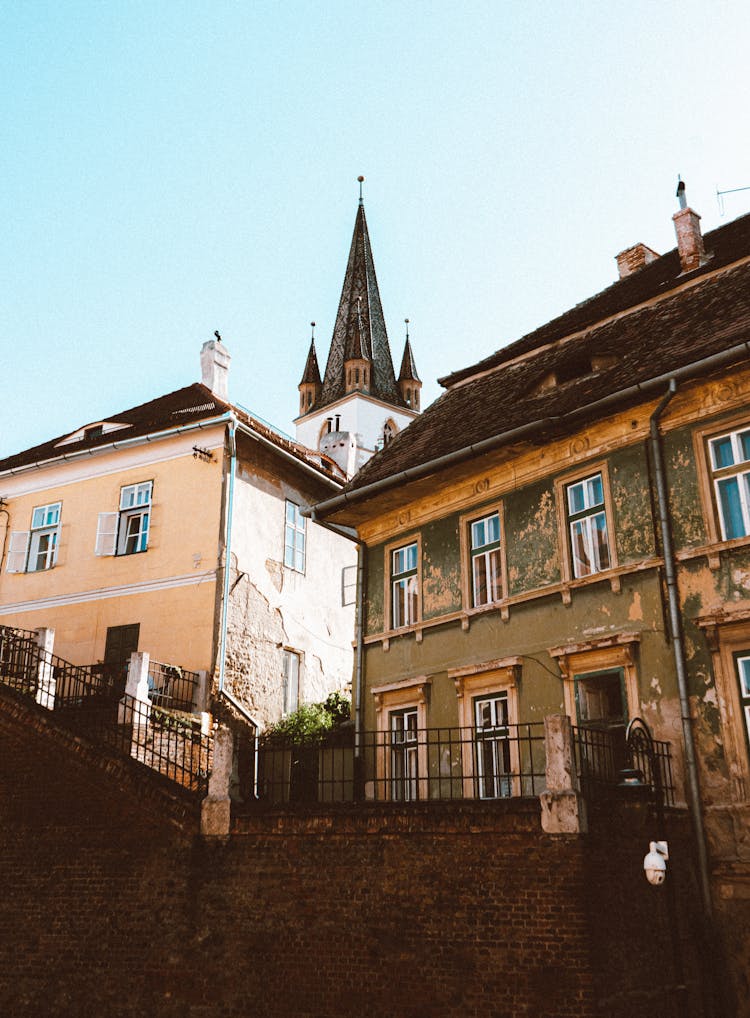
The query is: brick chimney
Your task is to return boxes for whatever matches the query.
[200,335,231,400]
[672,181,705,272]
[615,242,660,279]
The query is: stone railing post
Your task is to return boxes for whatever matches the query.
[540,714,587,834]
[194,669,209,713]
[201,725,233,838]
[119,651,151,725]
[35,628,56,710]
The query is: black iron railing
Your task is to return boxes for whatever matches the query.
[244,723,546,806]
[0,626,211,797]
[573,724,676,808]
[147,660,200,712]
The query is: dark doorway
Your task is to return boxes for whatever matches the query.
[104,623,140,692]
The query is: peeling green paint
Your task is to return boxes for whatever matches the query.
[422,517,462,620]
[663,429,706,549]
[365,543,384,634]
[610,444,656,562]
[505,480,560,596]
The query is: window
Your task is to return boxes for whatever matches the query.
[341,564,357,606]
[284,501,306,572]
[282,649,300,714]
[709,427,750,540]
[469,512,502,607]
[390,708,419,801]
[565,472,611,578]
[474,693,512,799]
[734,654,750,760]
[95,481,152,557]
[6,502,62,573]
[391,541,419,629]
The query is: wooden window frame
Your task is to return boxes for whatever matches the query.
[693,411,750,549]
[384,534,422,633]
[549,635,640,728]
[696,611,750,802]
[554,461,618,584]
[371,677,430,802]
[451,658,521,799]
[459,502,507,614]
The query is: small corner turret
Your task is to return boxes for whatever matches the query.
[397,319,421,410]
[298,322,323,415]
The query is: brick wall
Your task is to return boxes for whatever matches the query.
[0,688,710,1017]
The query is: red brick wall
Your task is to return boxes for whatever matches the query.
[0,689,709,1017]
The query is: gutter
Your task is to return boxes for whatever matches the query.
[312,340,750,519]
[649,382,713,921]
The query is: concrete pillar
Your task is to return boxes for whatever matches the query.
[35,628,56,710]
[119,651,151,726]
[540,714,587,834]
[194,670,209,713]
[201,725,233,838]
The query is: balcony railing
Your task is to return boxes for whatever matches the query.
[147,660,200,712]
[573,724,676,808]
[242,723,547,806]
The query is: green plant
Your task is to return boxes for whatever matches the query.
[268,692,351,739]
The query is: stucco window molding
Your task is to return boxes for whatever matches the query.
[371,676,430,801]
[450,658,521,799]
[553,461,619,593]
[458,502,509,617]
[692,410,750,568]
[696,608,750,802]
[549,632,640,725]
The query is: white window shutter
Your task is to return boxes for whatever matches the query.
[95,513,119,556]
[6,531,29,573]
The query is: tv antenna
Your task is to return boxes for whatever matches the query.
[717,183,750,216]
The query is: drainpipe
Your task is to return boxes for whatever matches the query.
[650,380,713,921]
[308,508,365,795]
[218,416,237,696]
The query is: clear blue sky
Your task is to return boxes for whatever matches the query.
[2,0,749,459]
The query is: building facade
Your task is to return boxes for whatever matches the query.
[0,339,356,729]
[314,196,750,1010]
[294,187,422,477]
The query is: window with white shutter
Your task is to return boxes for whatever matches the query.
[95,513,119,556]
[6,531,30,573]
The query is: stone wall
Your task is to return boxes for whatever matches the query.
[0,688,721,1017]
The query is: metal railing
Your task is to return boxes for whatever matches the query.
[0,627,211,797]
[573,724,676,808]
[147,660,199,712]
[244,723,547,806]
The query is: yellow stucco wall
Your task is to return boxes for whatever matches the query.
[0,427,225,672]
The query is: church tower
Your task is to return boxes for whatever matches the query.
[295,180,421,477]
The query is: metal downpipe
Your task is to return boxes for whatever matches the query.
[649,380,713,920]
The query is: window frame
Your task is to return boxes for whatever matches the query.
[384,535,421,632]
[371,677,430,802]
[117,481,152,556]
[282,648,301,715]
[554,462,617,583]
[6,501,62,574]
[284,500,307,574]
[459,503,506,613]
[550,636,640,735]
[704,422,750,542]
[451,659,521,800]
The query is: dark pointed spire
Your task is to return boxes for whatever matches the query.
[398,319,420,382]
[318,188,402,408]
[299,322,322,386]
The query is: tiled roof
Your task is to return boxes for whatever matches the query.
[299,339,322,386]
[0,382,342,484]
[340,212,750,498]
[316,203,404,410]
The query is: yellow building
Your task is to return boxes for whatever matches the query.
[0,339,356,728]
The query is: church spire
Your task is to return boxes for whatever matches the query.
[316,187,401,410]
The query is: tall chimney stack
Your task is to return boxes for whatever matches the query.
[201,333,231,400]
[672,180,705,273]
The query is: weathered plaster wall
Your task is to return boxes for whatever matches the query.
[663,426,707,550]
[609,443,657,562]
[223,438,356,728]
[505,478,560,595]
[421,515,462,620]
